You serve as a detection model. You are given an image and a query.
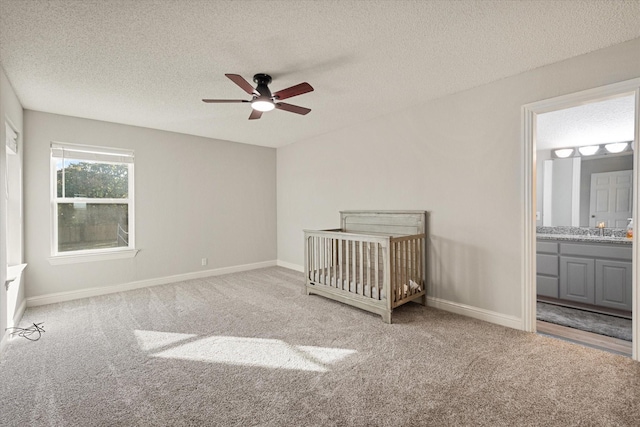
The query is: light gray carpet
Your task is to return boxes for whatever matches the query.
[2,267,639,426]
[537,302,632,341]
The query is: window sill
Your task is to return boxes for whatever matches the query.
[48,249,139,265]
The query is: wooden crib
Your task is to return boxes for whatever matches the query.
[304,211,427,323]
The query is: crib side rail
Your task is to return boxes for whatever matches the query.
[389,233,426,307]
[304,230,389,299]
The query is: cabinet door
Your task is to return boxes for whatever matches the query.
[537,254,558,276]
[559,256,595,304]
[537,276,559,298]
[595,260,632,311]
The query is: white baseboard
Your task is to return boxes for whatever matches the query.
[276,261,522,330]
[0,298,27,356]
[26,260,277,307]
[276,260,304,272]
[20,259,522,334]
[426,296,523,330]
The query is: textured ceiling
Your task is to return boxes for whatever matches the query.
[1,0,640,148]
[537,95,636,151]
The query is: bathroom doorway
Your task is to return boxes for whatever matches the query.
[522,78,640,360]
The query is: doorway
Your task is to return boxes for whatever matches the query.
[522,78,640,361]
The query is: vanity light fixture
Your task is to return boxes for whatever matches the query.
[578,145,600,156]
[554,148,574,158]
[604,142,628,153]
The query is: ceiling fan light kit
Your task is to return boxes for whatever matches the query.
[203,73,313,120]
[252,99,275,112]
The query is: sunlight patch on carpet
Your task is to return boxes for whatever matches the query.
[136,332,357,372]
[134,330,197,351]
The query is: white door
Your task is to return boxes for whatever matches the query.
[589,170,633,228]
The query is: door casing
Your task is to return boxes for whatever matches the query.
[521,77,640,361]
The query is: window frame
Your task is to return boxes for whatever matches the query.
[49,141,138,264]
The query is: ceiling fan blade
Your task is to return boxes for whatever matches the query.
[202,99,249,103]
[248,109,263,120]
[275,102,311,115]
[272,82,314,101]
[225,74,256,95]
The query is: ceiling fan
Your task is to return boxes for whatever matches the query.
[203,73,314,120]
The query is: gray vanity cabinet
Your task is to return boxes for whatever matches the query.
[537,239,632,311]
[559,256,595,304]
[536,242,559,298]
[595,259,632,311]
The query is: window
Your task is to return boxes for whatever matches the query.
[50,142,136,263]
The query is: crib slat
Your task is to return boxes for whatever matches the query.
[391,242,395,302]
[398,242,407,301]
[415,238,420,291]
[304,237,313,280]
[358,241,364,296]
[321,236,324,283]
[409,239,413,295]
[315,236,321,281]
[392,241,396,302]
[392,242,397,303]
[405,239,409,297]
[406,239,410,297]
[320,237,324,284]
[400,240,404,299]
[338,238,343,289]
[343,240,351,291]
[411,239,420,294]
[325,237,329,285]
[399,241,403,301]
[320,237,327,285]
[400,241,407,300]
[352,240,356,293]
[374,243,380,299]
[326,238,330,286]
[332,238,337,287]
[398,240,403,300]
[366,242,372,298]
[389,242,393,302]
[311,236,315,281]
[416,238,426,290]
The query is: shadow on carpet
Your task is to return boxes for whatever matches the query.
[536,302,631,341]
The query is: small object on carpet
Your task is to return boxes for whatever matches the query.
[5,322,45,341]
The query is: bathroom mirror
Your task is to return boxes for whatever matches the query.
[538,152,633,228]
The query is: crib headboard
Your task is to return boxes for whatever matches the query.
[340,210,426,236]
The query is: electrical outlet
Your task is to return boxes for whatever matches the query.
[201,258,208,266]
[536,211,541,221]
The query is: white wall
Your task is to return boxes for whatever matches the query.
[24,111,276,299]
[0,66,25,347]
[277,37,640,320]
[535,149,551,226]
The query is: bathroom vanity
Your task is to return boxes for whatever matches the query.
[536,232,632,312]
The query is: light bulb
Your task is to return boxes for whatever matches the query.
[604,142,628,153]
[578,145,599,156]
[554,148,573,158]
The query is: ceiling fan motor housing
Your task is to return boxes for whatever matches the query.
[253,74,273,98]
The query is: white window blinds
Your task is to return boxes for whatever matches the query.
[50,142,134,164]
